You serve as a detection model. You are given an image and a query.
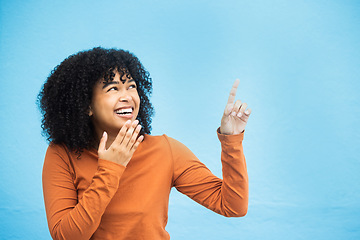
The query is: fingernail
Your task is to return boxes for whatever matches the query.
[103,131,107,137]
[237,112,242,117]
[231,112,236,116]
[245,110,249,115]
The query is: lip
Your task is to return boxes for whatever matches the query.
[115,113,133,119]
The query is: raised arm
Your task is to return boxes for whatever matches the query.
[172,80,251,217]
[170,131,248,217]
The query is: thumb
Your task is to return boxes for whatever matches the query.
[98,131,108,152]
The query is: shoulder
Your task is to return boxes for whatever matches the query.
[142,134,185,149]
[44,143,79,167]
[143,134,195,160]
[46,143,92,157]
[46,143,69,159]
[43,143,73,177]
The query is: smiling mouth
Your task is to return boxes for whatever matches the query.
[115,107,133,117]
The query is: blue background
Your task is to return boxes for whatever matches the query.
[1,0,359,239]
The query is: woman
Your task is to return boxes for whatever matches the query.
[38,47,251,240]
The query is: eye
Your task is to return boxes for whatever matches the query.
[107,86,118,92]
[128,84,137,90]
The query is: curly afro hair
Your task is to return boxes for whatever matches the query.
[38,47,154,152]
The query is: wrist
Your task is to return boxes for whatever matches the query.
[218,127,244,135]
[217,127,245,142]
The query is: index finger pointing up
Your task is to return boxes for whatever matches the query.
[227,79,240,106]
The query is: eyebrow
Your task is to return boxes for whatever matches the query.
[102,81,119,89]
[102,79,136,89]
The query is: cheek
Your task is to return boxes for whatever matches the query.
[134,95,141,116]
[91,98,113,116]
[136,96,141,106]
[133,93,140,106]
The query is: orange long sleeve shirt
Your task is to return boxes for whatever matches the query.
[42,131,248,240]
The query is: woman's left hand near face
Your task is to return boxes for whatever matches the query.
[220,79,252,135]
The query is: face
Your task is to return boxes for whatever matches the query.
[89,71,140,138]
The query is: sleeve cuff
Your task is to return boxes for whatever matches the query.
[98,158,126,174]
[217,127,244,143]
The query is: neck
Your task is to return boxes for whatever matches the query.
[105,134,117,149]
[94,128,119,150]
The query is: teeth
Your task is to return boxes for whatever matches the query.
[116,108,133,114]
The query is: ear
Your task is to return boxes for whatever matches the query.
[88,106,93,116]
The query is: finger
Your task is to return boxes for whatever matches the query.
[224,104,233,116]
[239,107,252,119]
[231,100,242,116]
[244,108,252,116]
[98,131,108,152]
[237,102,248,117]
[127,124,142,148]
[123,120,139,144]
[129,135,144,154]
[114,120,131,144]
[226,79,240,106]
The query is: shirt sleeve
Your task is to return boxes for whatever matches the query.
[42,144,125,240]
[169,129,248,217]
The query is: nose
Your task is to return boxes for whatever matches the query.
[119,92,131,102]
